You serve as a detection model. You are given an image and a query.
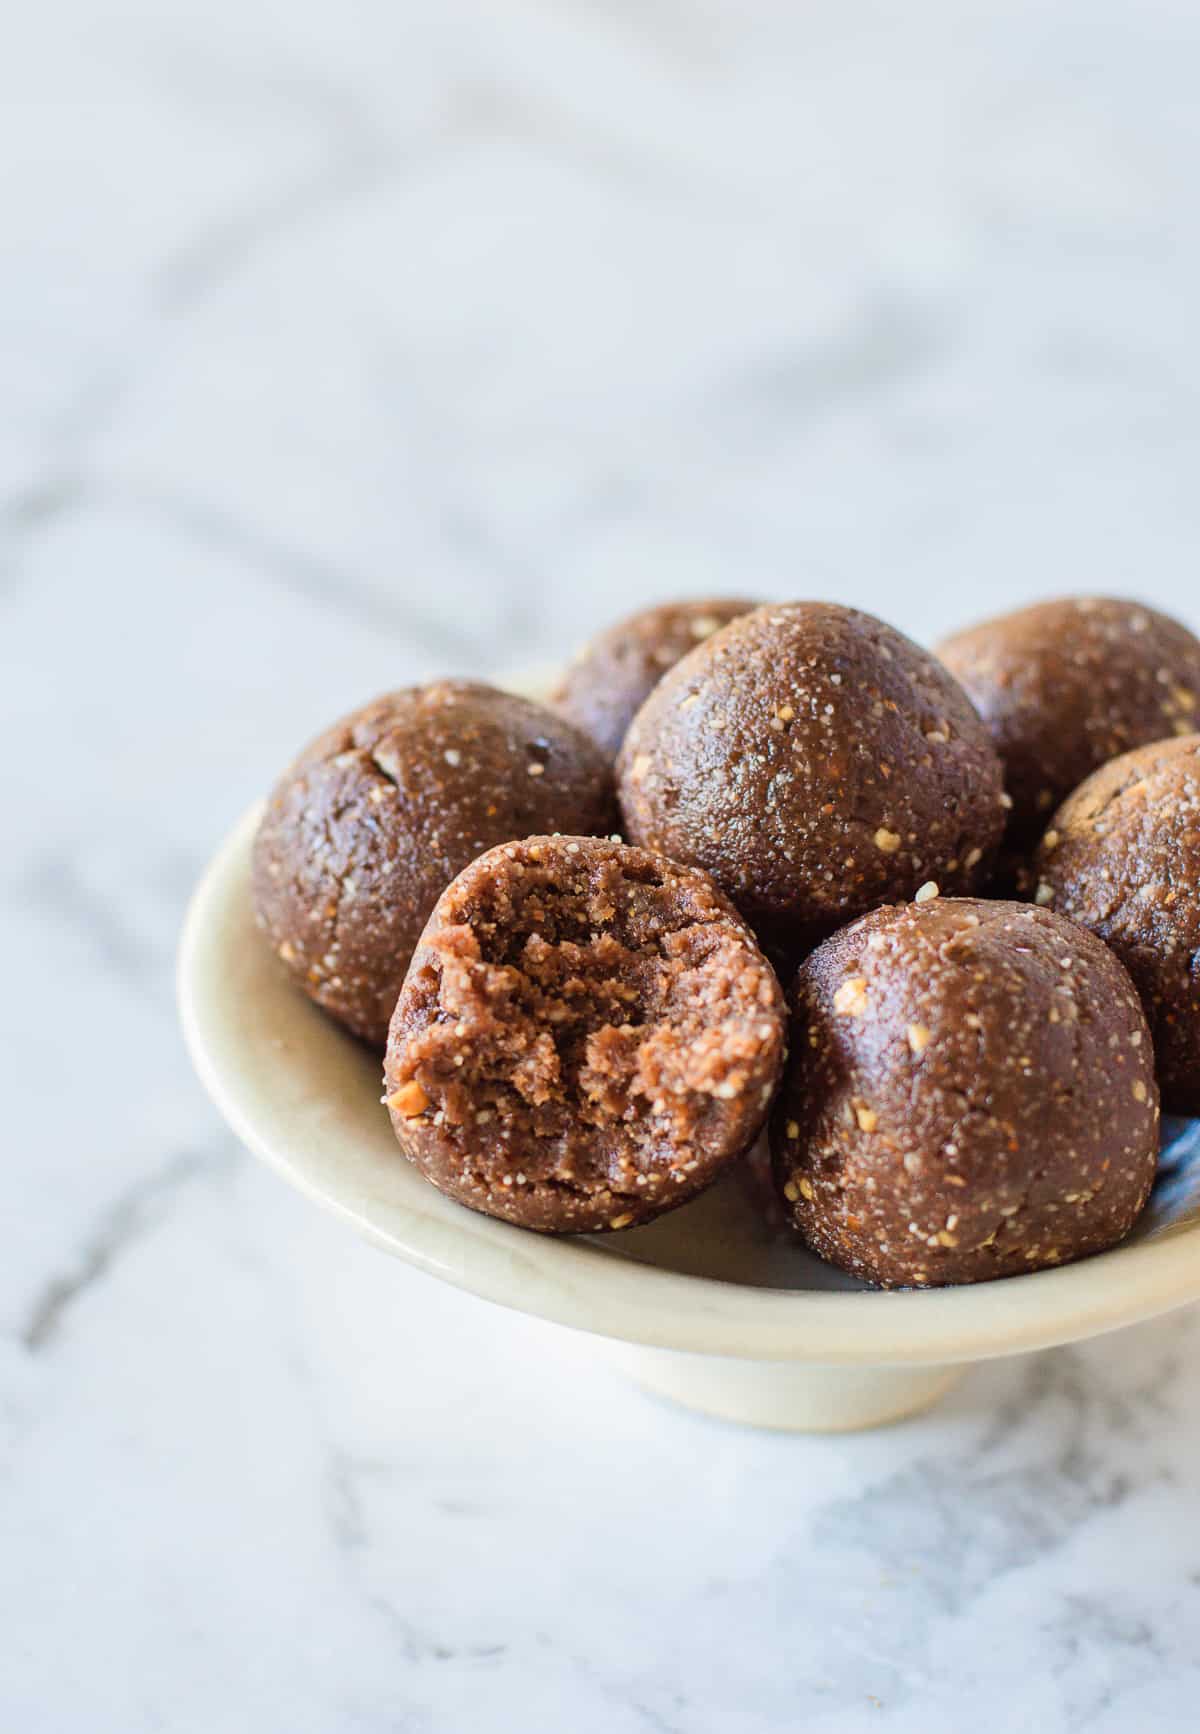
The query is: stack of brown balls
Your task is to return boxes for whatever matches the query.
[252,594,1200,1288]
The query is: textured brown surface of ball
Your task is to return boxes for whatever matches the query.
[1035,734,1200,1114]
[252,683,615,1046]
[553,597,757,760]
[384,835,786,1233]
[616,602,1005,943]
[938,596,1200,847]
[770,898,1159,1288]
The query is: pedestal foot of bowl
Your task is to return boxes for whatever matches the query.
[603,1343,967,1432]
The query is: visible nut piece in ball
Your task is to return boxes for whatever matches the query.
[1035,733,1200,1114]
[553,597,757,760]
[252,683,614,1045]
[770,898,1159,1287]
[938,596,1200,847]
[384,835,787,1232]
[617,602,1005,944]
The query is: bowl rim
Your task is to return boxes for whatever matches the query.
[179,803,1200,1368]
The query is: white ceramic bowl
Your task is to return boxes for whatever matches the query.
[179,806,1200,1433]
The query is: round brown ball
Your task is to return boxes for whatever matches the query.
[770,897,1159,1288]
[616,602,1006,945]
[1035,733,1200,1114]
[938,596,1200,847]
[553,597,757,760]
[252,683,615,1046]
[384,834,786,1233]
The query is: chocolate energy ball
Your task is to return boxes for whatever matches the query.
[553,597,757,760]
[938,596,1200,848]
[770,898,1159,1288]
[616,602,1005,946]
[384,835,786,1233]
[252,683,614,1046]
[1034,734,1200,1114]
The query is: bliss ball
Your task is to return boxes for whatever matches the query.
[1035,733,1200,1114]
[384,835,786,1233]
[616,602,1005,946]
[938,596,1200,848]
[553,597,757,760]
[770,898,1159,1288]
[252,682,614,1046]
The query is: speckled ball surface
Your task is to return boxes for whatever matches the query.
[770,897,1159,1288]
[553,597,757,760]
[252,682,614,1046]
[384,834,786,1233]
[616,602,1006,945]
[1035,733,1200,1115]
[938,596,1200,848]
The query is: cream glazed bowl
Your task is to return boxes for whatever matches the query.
[180,772,1200,1435]
[178,808,1200,1432]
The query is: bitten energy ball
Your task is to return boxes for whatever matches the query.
[617,602,1005,945]
[253,683,614,1046]
[553,597,757,760]
[938,596,1200,847]
[1035,733,1200,1115]
[384,835,786,1233]
[770,898,1159,1288]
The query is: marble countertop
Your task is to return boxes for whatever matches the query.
[6,1,1200,1727]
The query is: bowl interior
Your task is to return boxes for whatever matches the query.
[180,804,1200,1365]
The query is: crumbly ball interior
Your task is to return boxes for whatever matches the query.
[389,845,782,1207]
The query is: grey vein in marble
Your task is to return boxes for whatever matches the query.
[22,1145,236,1353]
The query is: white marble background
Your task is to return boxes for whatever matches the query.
[5,1,1200,1729]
